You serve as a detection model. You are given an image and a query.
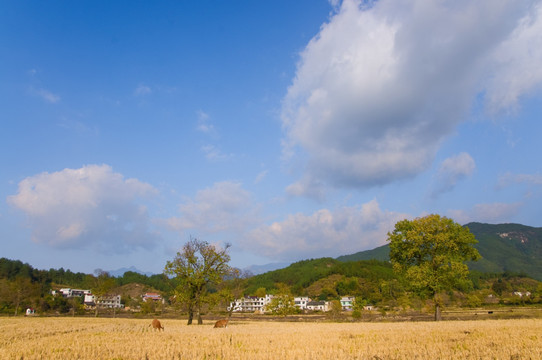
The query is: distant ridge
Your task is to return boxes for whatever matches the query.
[244,262,291,275]
[336,222,542,281]
[107,266,155,277]
[336,244,389,262]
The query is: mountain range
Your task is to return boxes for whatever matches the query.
[336,222,542,281]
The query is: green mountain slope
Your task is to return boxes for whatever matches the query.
[336,244,390,262]
[464,222,542,279]
[244,257,395,295]
[336,223,542,281]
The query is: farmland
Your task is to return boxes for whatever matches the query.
[1,317,541,359]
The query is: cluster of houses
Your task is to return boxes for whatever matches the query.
[228,295,374,313]
[51,289,370,314]
[51,288,124,309]
[51,288,165,309]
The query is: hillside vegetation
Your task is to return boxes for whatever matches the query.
[2,222,542,316]
[338,222,542,281]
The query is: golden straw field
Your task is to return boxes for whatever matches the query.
[1,317,541,359]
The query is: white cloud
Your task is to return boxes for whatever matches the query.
[242,199,408,262]
[485,1,542,113]
[497,172,542,188]
[254,170,268,184]
[33,88,60,103]
[161,182,411,263]
[431,152,476,197]
[285,176,326,201]
[163,181,259,235]
[7,164,160,253]
[134,84,152,96]
[196,110,215,133]
[448,202,523,225]
[281,0,542,195]
[201,144,231,160]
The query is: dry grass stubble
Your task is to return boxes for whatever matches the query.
[0,317,540,359]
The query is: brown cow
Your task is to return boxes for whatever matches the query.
[213,319,229,328]
[149,319,164,331]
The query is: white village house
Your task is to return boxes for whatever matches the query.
[52,288,92,298]
[51,288,123,309]
[229,295,336,313]
[340,296,355,311]
[294,296,311,310]
[84,294,123,309]
[228,295,274,313]
[142,292,164,303]
[306,300,329,312]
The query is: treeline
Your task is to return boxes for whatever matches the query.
[0,258,175,291]
[2,256,542,316]
[0,258,177,315]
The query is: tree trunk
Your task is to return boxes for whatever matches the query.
[187,310,193,325]
[434,303,442,321]
[196,305,203,325]
[14,290,22,316]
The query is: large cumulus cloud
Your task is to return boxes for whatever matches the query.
[282,0,542,196]
[243,199,408,261]
[162,181,259,235]
[7,164,160,253]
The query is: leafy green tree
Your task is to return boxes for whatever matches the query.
[255,287,267,298]
[140,298,156,314]
[91,270,115,317]
[164,238,236,325]
[336,277,359,296]
[8,277,40,316]
[491,278,510,296]
[265,283,296,316]
[327,300,342,320]
[387,214,481,321]
[351,297,367,320]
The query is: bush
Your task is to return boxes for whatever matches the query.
[352,310,362,320]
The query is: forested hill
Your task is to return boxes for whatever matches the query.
[336,222,542,281]
[0,257,175,293]
[243,258,396,297]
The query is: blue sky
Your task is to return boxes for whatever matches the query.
[2,0,542,275]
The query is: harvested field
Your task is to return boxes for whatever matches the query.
[1,317,541,359]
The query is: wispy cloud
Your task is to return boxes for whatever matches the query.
[201,144,231,161]
[497,172,542,189]
[31,87,61,103]
[196,110,216,134]
[57,118,99,136]
[254,170,268,184]
[431,153,476,198]
[134,84,152,96]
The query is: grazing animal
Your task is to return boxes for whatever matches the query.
[149,319,164,331]
[214,319,229,328]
